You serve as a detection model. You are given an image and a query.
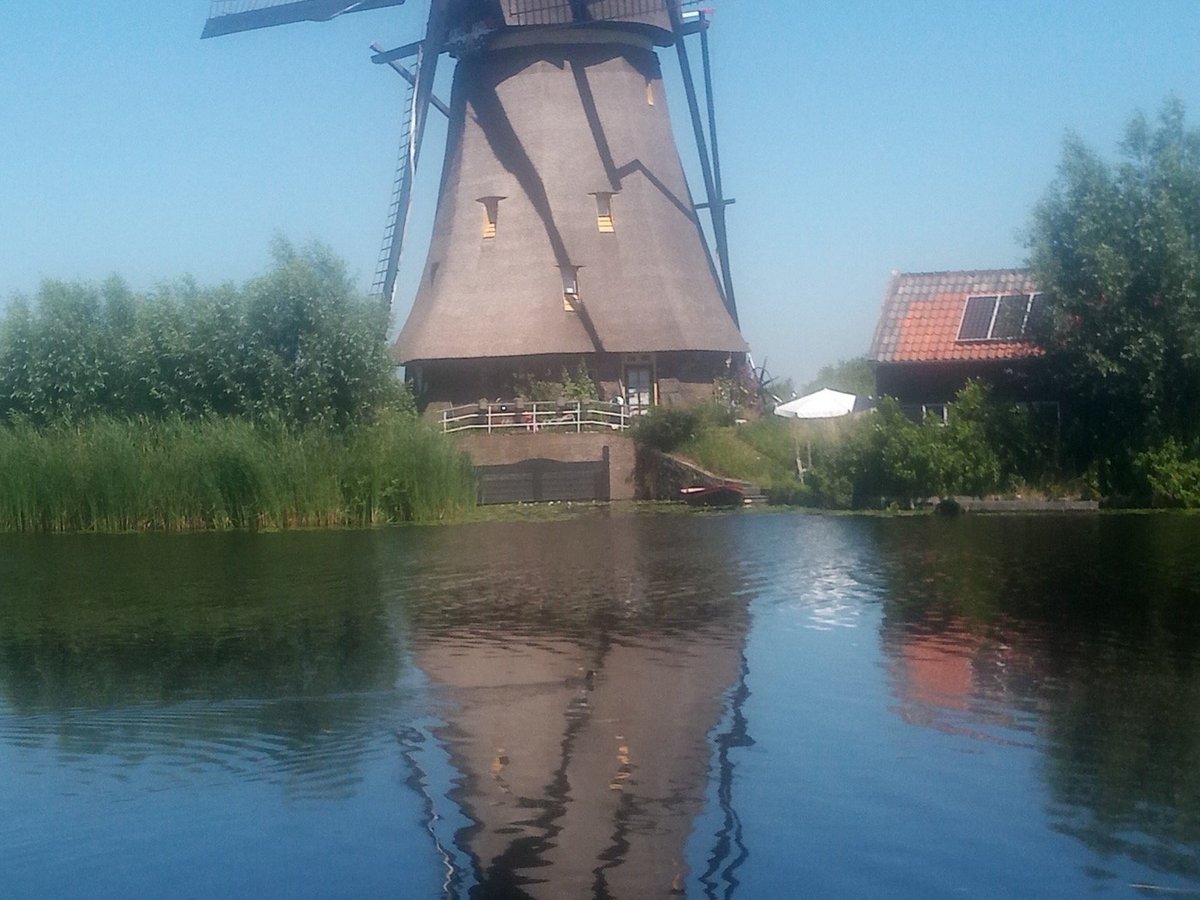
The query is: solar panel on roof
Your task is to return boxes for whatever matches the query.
[1024,293,1046,336]
[991,294,1028,340]
[957,295,997,341]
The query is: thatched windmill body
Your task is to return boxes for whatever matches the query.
[204,0,748,412]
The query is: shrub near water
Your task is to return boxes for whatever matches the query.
[642,382,1064,508]
[1132,439,1200,508]
[0,414,475,532]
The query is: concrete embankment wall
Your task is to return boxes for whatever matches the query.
[454,432,637,501]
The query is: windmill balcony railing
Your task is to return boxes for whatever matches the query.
[501,1,706,27]
[441,399,633,434]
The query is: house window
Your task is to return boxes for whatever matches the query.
[956,293,1043,342]
[478,196,504,239]
[592,192,615,233]
[922,404,948,424]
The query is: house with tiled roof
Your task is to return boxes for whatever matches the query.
[868,269,1052,418]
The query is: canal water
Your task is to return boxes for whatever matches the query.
[2,511,1200,898]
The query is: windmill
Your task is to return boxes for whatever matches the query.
[204,1,749,411]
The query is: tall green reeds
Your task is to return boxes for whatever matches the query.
[0,413,475,532]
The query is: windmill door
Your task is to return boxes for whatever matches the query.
[623,356,655,416]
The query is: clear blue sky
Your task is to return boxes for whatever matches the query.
[3,2,1199,385]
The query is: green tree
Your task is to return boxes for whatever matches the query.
[800,356,875,397]
[1028,99,1200,489]
[0,240,408,429]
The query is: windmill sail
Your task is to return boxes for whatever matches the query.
[202,0,408,38]
[372,64,419,307]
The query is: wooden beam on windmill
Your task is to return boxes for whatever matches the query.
[668,4,739,326]
[369,39,425,64]
[370,41,450,119]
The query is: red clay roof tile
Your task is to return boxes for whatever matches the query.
[868,269,1043,364]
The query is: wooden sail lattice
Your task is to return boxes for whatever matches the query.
[203,0,407,38]
[372,68,419,307]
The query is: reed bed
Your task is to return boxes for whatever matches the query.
[0,413,476,532]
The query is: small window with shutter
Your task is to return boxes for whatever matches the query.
[593,192,615,233]
[478,196,503,239]
[561,265,580,311]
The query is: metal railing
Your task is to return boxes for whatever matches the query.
[502,0,703,26]
[442,399,632,434]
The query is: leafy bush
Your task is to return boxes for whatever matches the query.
[1132,439,1200,507]
[631,406,701,453]
[811,383,1060,507]
[512,363,599,402]
[814,398,936,507]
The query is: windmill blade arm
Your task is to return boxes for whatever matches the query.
[202,0,407,39]
[376,0,450,309]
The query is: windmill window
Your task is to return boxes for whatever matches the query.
[561,265,580,311]
[645,79,655,106]
[956,292,1043,341]
[478,196,504,239]
[593,192,615,233]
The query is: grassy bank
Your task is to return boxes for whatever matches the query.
[636,383,1093,509]
[0,413,476,532]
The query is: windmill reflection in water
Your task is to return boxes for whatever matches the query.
[391,518,753,898]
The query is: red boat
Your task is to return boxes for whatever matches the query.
[679,483,747,508]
